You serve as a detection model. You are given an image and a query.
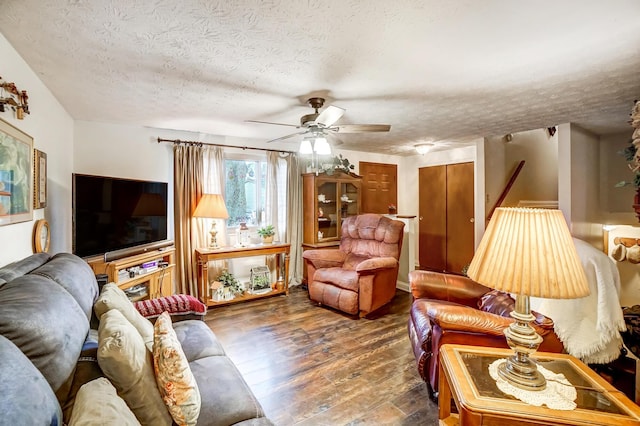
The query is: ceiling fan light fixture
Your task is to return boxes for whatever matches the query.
[314,137,331,155]
[415,143,433,155]
[299,138,314,154]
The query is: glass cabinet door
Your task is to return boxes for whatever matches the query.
[339,182,359,224]
[317,181,338,241]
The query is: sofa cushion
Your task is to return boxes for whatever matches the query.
[94,283,155,349]
[0,334,63,426]
[0,252,51,283]
[153,312,201,426]
[478,289,555,329]
[173,320,226,362]
[31,253,99,321]
[69,378,141,426]
[314,267,359,292]
[191,356,266,426]
[98,309,172,426]
[0,274,88,393]
[478,290,515,317]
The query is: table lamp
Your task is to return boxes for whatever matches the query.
[467,207,589,391]
[193,194,229,249]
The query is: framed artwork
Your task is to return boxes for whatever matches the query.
[0,117,33,225]
[33,149,47,209]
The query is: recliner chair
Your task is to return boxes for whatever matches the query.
[303,213,405,317]
[407,270,564,399]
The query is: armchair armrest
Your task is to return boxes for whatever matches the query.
[409,270,492,308]
[355,257,398,274]
[424,300,511,336]
[420,299,556,337]
[302,249,346,269]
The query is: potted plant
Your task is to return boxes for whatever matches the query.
[214,270,244,299]
[257,224,275,244]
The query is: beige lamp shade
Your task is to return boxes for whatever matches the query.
[193,194,229,219]
[467,207,589,299]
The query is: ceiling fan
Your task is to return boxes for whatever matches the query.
[246,97,391,144]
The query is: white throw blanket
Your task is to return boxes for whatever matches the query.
[530,238,626,364]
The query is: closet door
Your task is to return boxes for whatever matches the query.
[446,162,475,273]
[418,162,474,274]
[418,165,446,271]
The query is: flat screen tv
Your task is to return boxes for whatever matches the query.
[73,173,168,258]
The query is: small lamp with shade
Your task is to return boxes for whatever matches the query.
[193,194,229,249]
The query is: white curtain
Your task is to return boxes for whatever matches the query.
[286,153,304,286]
[265,151,288,241]
[202,146,226,245]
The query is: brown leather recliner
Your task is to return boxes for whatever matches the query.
[407,270,564,399]
[303,214,405,317]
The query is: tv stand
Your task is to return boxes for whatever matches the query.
[87,247,175,301]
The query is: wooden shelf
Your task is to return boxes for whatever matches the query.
[87,247,175,300]
[203,288,287,307]
[196,243,290,308]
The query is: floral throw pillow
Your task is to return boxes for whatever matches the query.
[153,312,201,426]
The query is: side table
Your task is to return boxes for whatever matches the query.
[196,243,290,307]
[439,344,640,426]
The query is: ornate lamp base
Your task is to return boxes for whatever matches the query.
[209,222,219,249]
[500,294,546,391]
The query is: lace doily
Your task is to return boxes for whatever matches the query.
[488,359,577,410]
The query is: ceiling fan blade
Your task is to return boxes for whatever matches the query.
[315,105,345,127]
[246,119,299,128]
[333,124,391,133]
[266,131,307,143]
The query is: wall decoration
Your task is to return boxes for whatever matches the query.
[32,218,50,253]
[0,118,33,225]
[0,77,30,119]
[33,149,47,209]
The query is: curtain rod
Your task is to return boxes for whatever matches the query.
[157,137,295,154]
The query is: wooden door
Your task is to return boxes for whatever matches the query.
[446,162,475,273]
[359,162,397,213]
[418,162,474,273]
[418,165,446,270]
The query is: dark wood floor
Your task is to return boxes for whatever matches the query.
[204,286,439,426]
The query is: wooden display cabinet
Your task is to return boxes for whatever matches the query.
[302,170,362,247]
[87,247,175,301]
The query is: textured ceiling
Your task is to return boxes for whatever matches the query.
[1,0,639,155]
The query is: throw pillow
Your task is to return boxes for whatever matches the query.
[153,311,201,426]
[98,309,172,426]
[68,378,141,426]
[94,283,154,349]
[134,294,207,323]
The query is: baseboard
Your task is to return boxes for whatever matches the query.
[396,280,409,292]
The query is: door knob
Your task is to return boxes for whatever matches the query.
[419,216,423,220]
[470,218,475,223]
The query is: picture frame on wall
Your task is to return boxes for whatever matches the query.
[33,149,47,209]
[0,117,33,226]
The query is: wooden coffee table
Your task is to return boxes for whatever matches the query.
[439,344,640,426]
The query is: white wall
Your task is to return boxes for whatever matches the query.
[601,131,636,224]
[502,129,558,207]
[0,34,74,266]
[398,144,480,262]
[566,124,601,245]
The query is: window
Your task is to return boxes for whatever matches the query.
[224,158,266,227]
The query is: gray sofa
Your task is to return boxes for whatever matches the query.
[0,252,272,426]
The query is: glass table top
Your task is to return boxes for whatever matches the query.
[460,352,626,415]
